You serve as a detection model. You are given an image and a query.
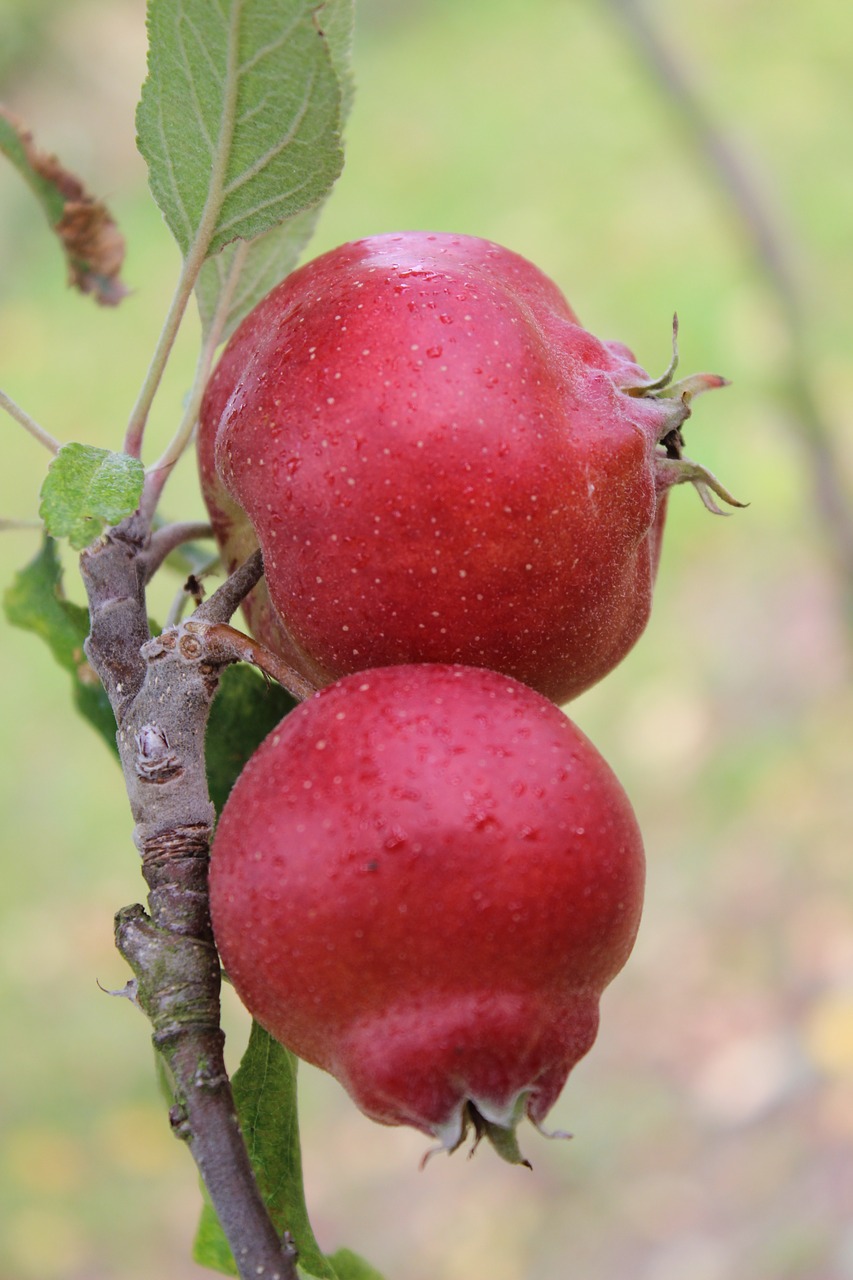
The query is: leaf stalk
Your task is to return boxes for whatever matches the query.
[0,387,62,454]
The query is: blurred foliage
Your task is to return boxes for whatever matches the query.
[1,1,852,1278]
[0,0,65,81]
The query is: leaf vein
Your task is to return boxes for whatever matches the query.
[155,82,194,244]
[214,175,318,239]
[221,69,319,200]
[177,15,217,155]
[238,15,303,78]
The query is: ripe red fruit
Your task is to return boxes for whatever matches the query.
[209,664,645,1163]
[199,231,739,703]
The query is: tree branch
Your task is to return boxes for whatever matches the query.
[143,520,214,583]
[194,547,265,623]
[607,0,853,634]
[81,525,299,1280]
[81,514,151,712]
[189,549,318,701]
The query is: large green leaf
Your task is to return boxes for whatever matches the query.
[195,204,321,343]
[3,539,117,753]
[313,0,355,123]
[137,0,345,261]
[193,0,354,342]
[38,443,144,550]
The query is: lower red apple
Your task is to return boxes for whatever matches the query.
[210,663,645,1162]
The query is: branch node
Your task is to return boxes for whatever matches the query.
[135,723,183,782]
[169,1103,193,1142]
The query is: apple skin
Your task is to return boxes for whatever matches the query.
[199,231,714,702]
[209,663,645,1160]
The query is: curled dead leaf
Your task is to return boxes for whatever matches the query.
[57,201,128,305]
[0,104,128,306]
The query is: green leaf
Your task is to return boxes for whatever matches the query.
[196,204,322,343]
[205,663,297,813]
[325,1250,387,1280]
[38,443,144,550]
[193,1022,337,1279]
[193,0,354,341]
[314,0,355,123]
[193,1197,240,1277]
[3,538,117,753]
[137,0,345,262]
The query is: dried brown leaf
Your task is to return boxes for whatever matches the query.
[0,105,128,306]
[57,200,128,305]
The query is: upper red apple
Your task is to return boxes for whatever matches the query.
[199,232,736,702]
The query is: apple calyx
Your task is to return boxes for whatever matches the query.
[423,1090,572,1169]
[619,314,744,515]
[463,1100,533,1168]
[424,1094,528,1168]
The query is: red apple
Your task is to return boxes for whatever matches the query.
[199,232,736,701]
[210,664,645,1162]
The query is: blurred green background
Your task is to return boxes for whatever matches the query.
[1,1,852,1277]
